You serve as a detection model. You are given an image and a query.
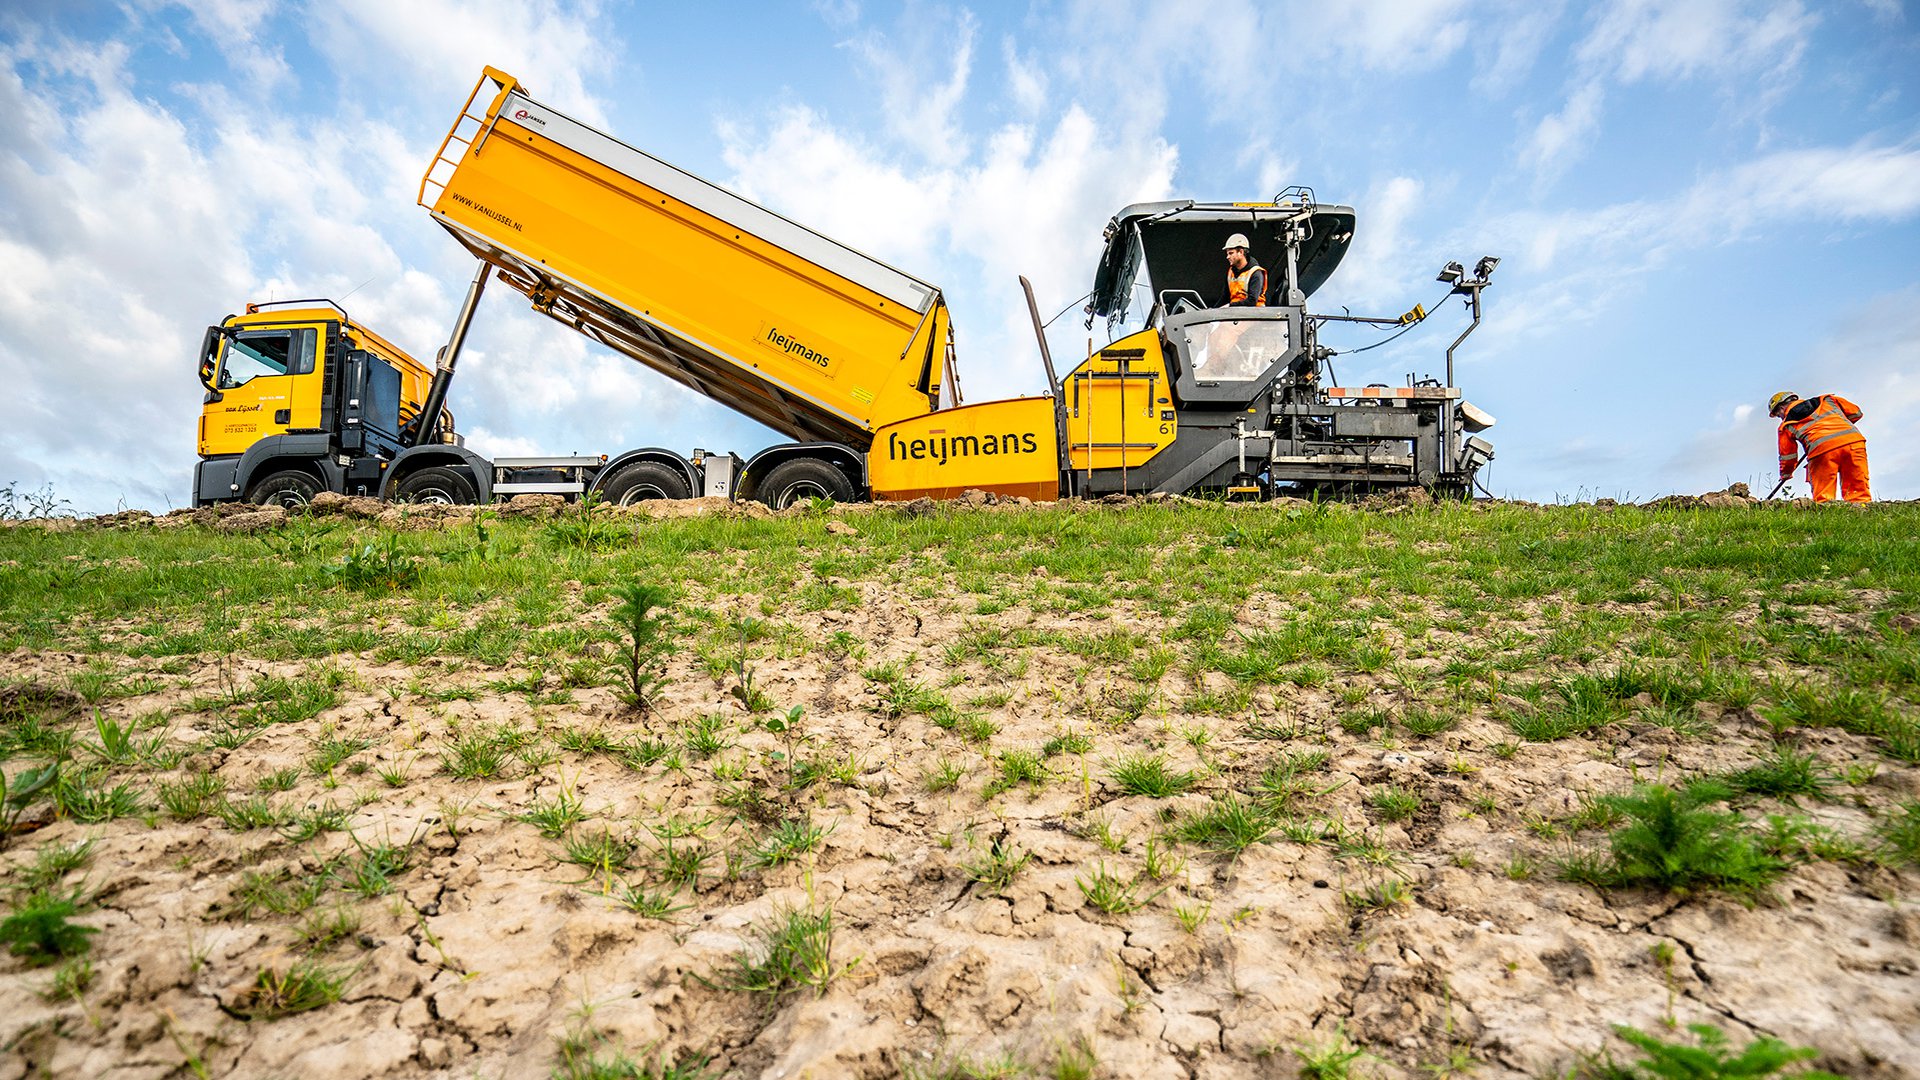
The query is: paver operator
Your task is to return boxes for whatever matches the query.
[1220,234,1267,308]
[1770,391,1871,503]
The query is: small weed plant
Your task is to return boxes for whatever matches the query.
[1561,783,1785,898]
[1108,753,1195,798]
[0,895,98,965]
[1579,1022,1840,1079]
[712,905,855,1000]
[229,960,353,1019]
[1,761,59,845]
[327,536,420,590]
[1173,795,1276,856]
[611,582,674,710]
[1076,862,1162,914]
[962,834,1031,894]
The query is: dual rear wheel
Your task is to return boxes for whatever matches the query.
[598,458,853,509]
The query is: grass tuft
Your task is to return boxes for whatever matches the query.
[1172,795,1276,856]
[1560,783,1786,898]
[1108,753,1195,798]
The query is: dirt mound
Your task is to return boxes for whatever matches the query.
[1642,483,1762,510]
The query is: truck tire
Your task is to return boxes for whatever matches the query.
[247,470,320,508]
[757,458,854,509]
[600,461,691,504]
[394,466,478,504]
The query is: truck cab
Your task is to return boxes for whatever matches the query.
[194,301,441,506]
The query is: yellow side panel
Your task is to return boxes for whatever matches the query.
[342,323,432,407]
[870,397,1060,502]
[1063,329,1176,472]
[432,114,935,439]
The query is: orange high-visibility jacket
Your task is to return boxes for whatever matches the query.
[1226,263,1267,307]
[1778,394,1864,473]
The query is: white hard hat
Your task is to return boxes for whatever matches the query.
[1222,233,1251,251]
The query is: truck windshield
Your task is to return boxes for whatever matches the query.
[1175,318,1291,382]
[218,328,316,388]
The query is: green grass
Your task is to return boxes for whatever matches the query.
[518,790,590,838]
[1108,753,1195,798]
[1560,782,1787,898]
[340,838,412,898]
[1580,1022,1842,1080]
[1343,877,1410,913]
[962,835,1031,894]
[54,770,146,823]
[922,755,966,793]
[1879,799,1920,865]
[1076,862,1160,914]
[216,795,290,831]
[12,839,96,892]
[554,1023,712,1079]
[614,881,690,920]
[1172,795,1276,855]
[754,817,826,867]
[227,867,330,920]
[711,905,852,998]
[983,749,1046,797]
[1724,748,1833,801]
[1366,785,1423,823]
[1295,1025,1371,1080]
[228,960,352,1019]
[563,830,639,877]
[0,894,98,965]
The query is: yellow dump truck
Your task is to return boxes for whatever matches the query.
[194,67,1494,508]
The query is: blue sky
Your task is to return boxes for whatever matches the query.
[2,0,1916,513]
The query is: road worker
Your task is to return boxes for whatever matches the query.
[1196,234,1269,378]
[1220,234,1267,308]
[1770,391,1870,503]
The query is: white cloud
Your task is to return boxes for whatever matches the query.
[143,0,288,88]
[1048,0,1477,141]
[1332,175,1428,309]
[1521,80,1604,177]
[1487,140,1920,298]
[0,30,450,513]
[1336,0,1475,71]
[1578,0,1813,84]
[1235,138,1299,206]
[1526,0,1818,179]
[1471,1,1565,96]
[309,0,618,127]
[718,106,954,266]
[843,6,978,165]
[1001,36,1047,117]
[1707,144,1920,225]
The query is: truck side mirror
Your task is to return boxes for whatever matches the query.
[197,325,225,391]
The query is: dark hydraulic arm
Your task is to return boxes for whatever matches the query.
[408,261,490,447]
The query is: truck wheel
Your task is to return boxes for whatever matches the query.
[394,466,478,504]
[757,458,854,509]
[247,470,320,508]
[599,461,691,504]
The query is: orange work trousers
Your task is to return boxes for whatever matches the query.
[1805,442,1871,503]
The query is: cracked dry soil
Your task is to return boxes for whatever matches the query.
[2,529,1917,1079]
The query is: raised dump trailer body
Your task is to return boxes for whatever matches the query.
[419,68,949,450]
